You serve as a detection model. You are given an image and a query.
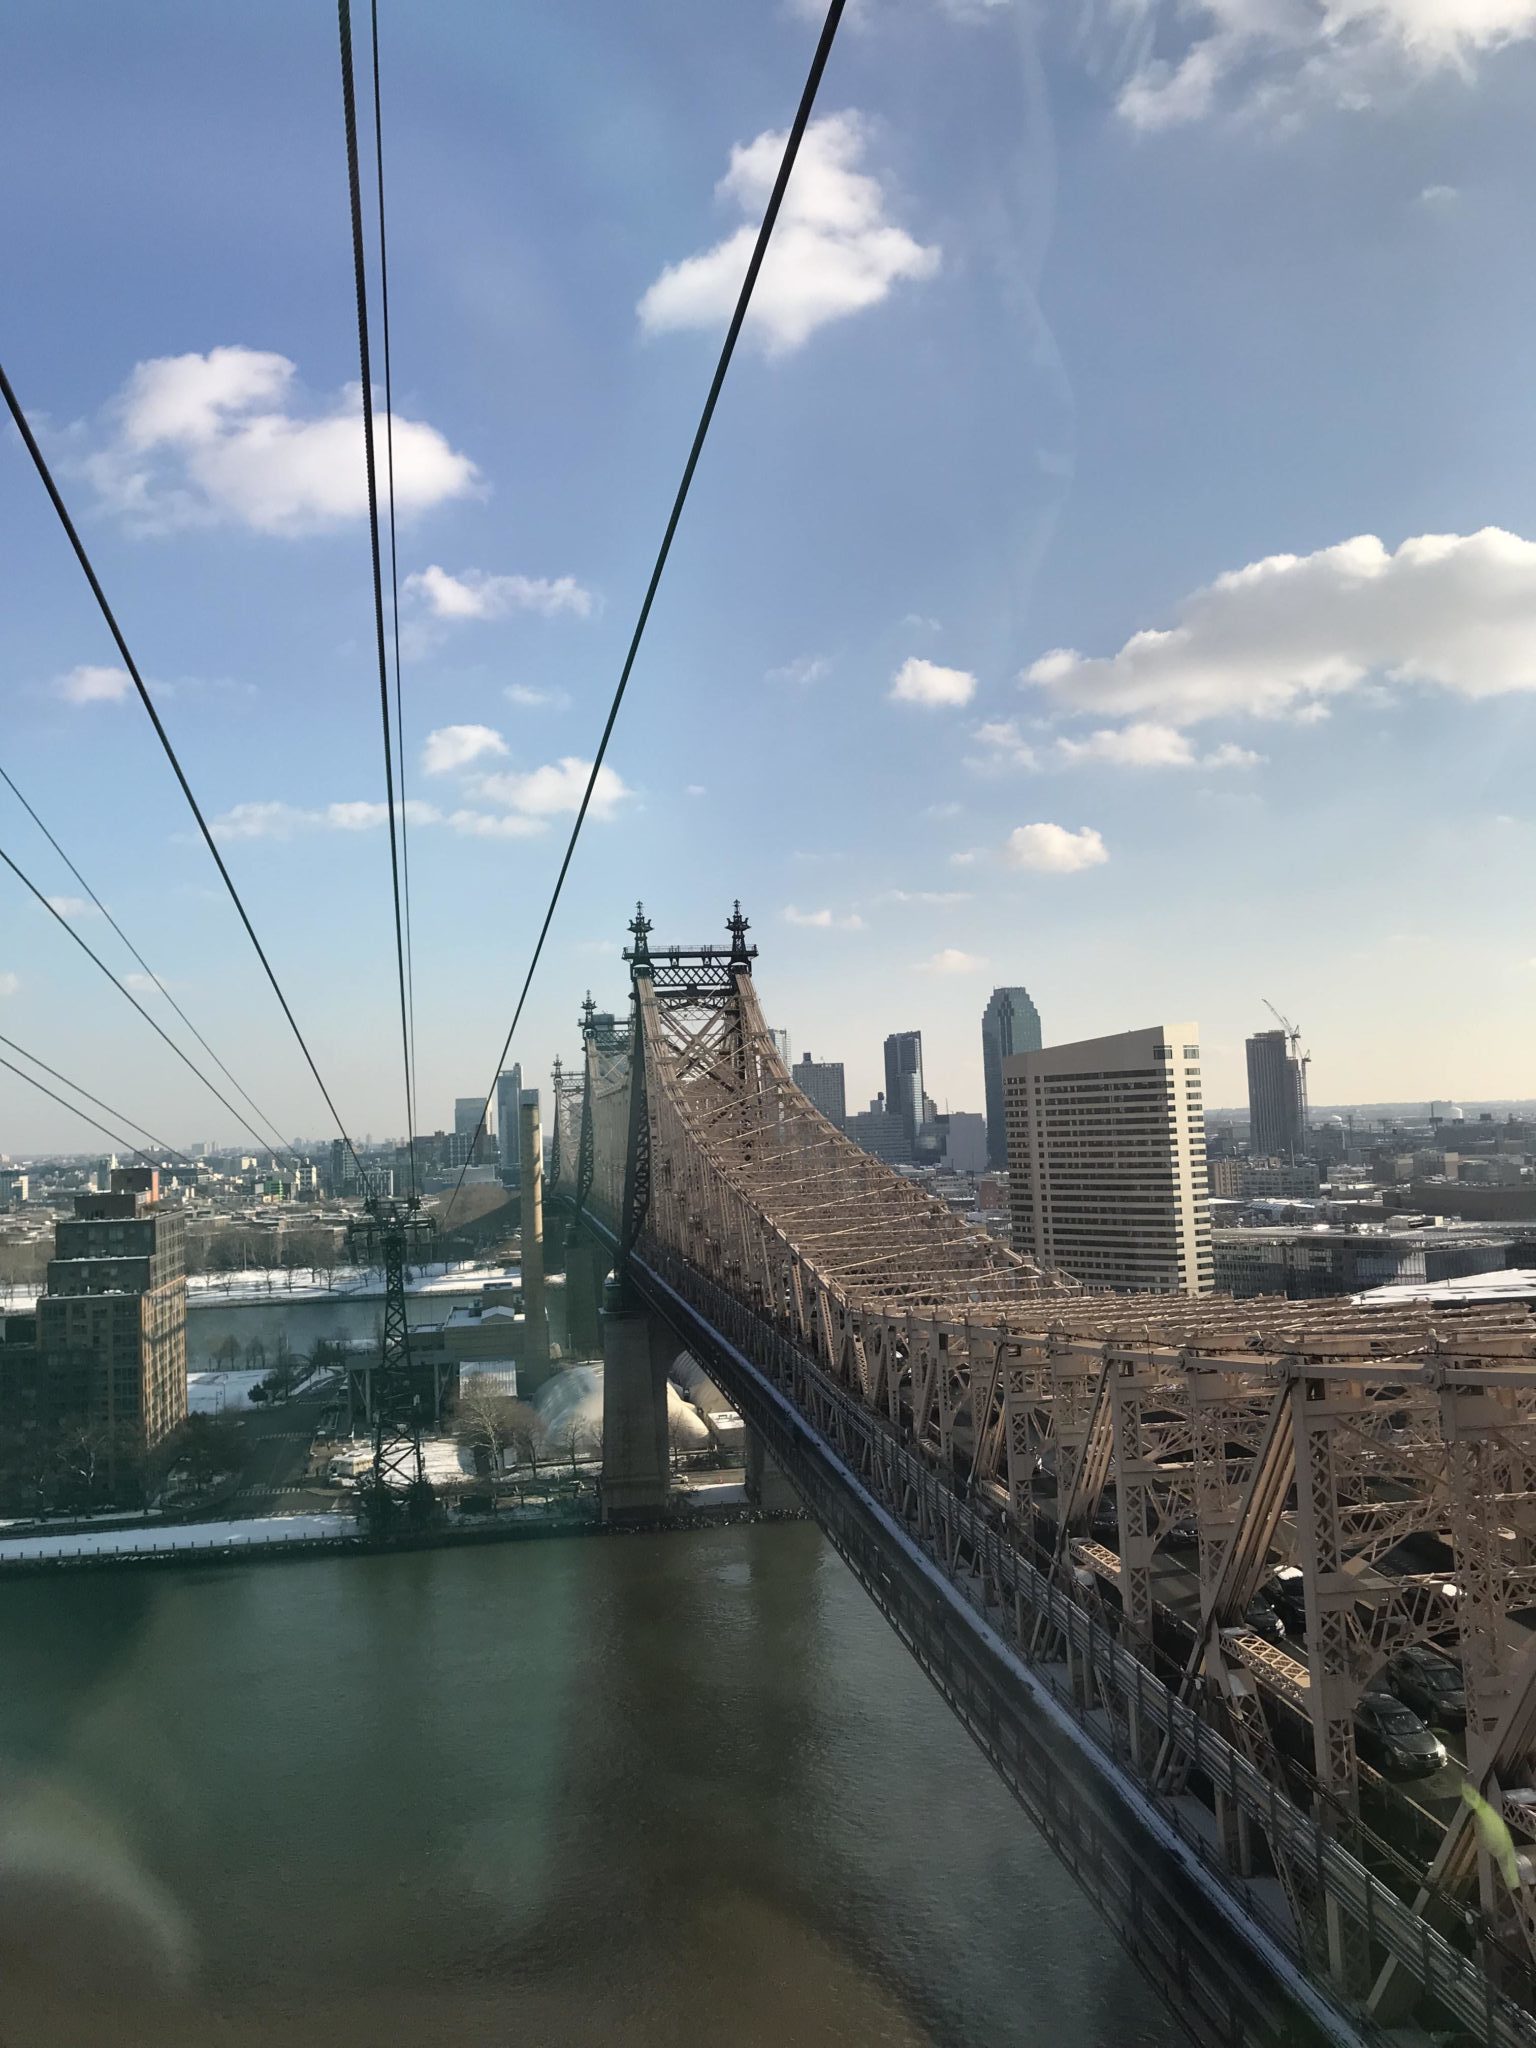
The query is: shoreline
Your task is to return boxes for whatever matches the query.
[0,1500,807,1578]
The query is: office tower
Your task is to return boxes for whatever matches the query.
[792,1052,847,1130]
[1004,1025,1212,1297]
[36,1167,188,1453]
[846,1097,911,1164]
[1246,1030,1308,1162]
[455,1096,486,1140]
[496,1065,524,1179]
[982,986,1043,1169]
[769,1027,792,1069]
[883,1031,924,1147]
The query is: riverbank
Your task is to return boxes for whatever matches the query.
[0,1257,517,1315]
[0,1495,805,1576]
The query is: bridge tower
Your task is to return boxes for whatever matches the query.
[345,1194,439,1511]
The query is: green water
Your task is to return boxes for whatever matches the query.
[0,1523,1180,2047]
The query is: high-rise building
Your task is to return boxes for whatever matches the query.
[792,1052,846,1129]
[769,1027,792,1069]
[883,1031,924,1145]
[1245,1030,1308,1162]
[1004,1025,1212,1297]
[35,1168,188,1453]
[455,1096,487,1141]
[847,1098,911,1164]
[496,1066,523,1180]
[981,986,1043,1169]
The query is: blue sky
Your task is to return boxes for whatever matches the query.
[3,0,1535,1156]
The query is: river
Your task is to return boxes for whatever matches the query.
[0,1523,1180,2048]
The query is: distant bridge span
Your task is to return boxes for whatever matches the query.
[547,904,1536,2048]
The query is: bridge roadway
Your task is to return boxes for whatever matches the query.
[561,1195,1533,2048]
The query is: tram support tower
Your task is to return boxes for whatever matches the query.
[347,1194,437,1495]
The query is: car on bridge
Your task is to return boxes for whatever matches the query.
[1384,1646,1467,1730]
[1353,1693,1448,1779]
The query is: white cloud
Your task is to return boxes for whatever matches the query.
[891,656,976,708]
[54,664,131,705]
[967,717,1038,769]
[1004,822,1108,874]
[1419,183,1460,208]
[884,888,972,904]
[901,612,943,631]
[686,784,707,797]
[472,758,630,820]
[505,683,572,709]
[421,723,508,776]
[1055,722,1262,769]
[1116,0,1536,129]
[926,800,962,820]
[949,848,980,867]
[916,948,987,974]
[0,973,18,998]
[406,564,593,622]
[638,111,939,356]
[1026,528,1536,727]
[783,905,865,930]
[767,653,831,687]
[445,810,548,840]
[86,347,479,535]
[43,896,100,920]
[211,798,442,841]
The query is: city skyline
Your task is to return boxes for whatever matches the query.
[4,2,1535,1153]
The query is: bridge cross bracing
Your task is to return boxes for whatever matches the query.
[553,907,1536,2027]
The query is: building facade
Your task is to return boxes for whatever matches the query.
[1209,1157,1323,1201]
[883,1031,924,1147]
[1004,1025,1212,1296]
[496,1065,523,1180]
[981,986,1043,1169]
[35,1168,187,1452]
[1245,1029,1308,1162]
[792,1052,847,1130]
[847,1101,911,1165]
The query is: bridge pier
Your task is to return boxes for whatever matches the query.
[600,1285,671,1524]
[563,1229,604,1361]
[744,1429,798,1514]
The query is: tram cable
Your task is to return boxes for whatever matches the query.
[0,1030,199,1171]
[443,0,848,1227]
[338,0,419,1201]
[0,357,373,1189]
[0,759,298,1162]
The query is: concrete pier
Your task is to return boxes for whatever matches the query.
[519,1096,550,1384]
[600,1286,671,1524]
[744,1429,799,1513]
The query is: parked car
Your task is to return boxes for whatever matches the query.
[1264,1566,1309,1640]
[1385,1646,1467,1730]
[1354,1693,1448,1779]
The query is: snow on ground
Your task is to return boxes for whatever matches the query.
[327,1435,477,1485]
[187,1369,274,1413]
[0,1513,354,1565]
[1,1258,517,1316]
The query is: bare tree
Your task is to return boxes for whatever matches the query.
[455,1377,524,1475]
[214,1334,240,1369]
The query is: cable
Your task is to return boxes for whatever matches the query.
[0,1050,165,1167]
[0,758,300,1162]
[0,357,372,1190]
[0,1031,198,1170]
[338,0,418,1201]
[0,837,300,1163]
[443,0,848,1227]
[369,0,421,1170]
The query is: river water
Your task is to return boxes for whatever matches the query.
[183,1285,485,1368]
[0,1523,1180,2048]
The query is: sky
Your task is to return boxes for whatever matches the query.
[3,0,1535,1157]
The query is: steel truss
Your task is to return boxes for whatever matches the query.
[553,906,1536,2005]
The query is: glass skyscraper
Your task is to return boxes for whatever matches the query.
[981,986,1042,1169]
